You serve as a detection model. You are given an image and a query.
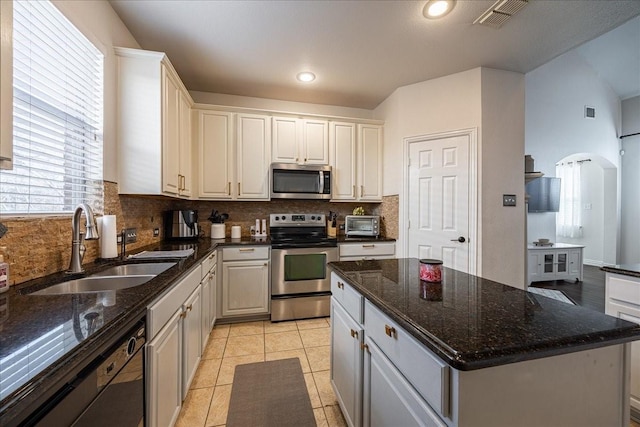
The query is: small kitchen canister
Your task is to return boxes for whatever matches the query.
[231,225,241,239]
[419,259,443,283]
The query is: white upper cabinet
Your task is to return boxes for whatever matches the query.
[237,113,271,199]
[331,122,383,202]
[195,110,271,200]
[196,110,234,199]
[330,122,357,200]
[358,124,383,202]
[272,116,329,165]
[0,0,13,170]
[115,47,193,198]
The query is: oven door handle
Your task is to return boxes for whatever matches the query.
[319,171,324,194]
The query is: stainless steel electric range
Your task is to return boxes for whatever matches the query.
[269,213,338,322]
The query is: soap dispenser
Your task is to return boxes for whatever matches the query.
[0,247,9,293]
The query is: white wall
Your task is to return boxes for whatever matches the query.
[480,68,526,287]
[190,91,374,120]
[53,1,140,183]
[374,68,526,288]
[525,50,621,245]
[621,96,640,263]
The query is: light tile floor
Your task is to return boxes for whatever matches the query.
[176,318,346,427]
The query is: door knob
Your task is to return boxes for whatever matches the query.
[451,236,466,243]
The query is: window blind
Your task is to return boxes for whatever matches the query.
[0,0,104,214]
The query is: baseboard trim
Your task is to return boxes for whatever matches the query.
[583,259,604,267]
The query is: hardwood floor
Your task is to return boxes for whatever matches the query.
[530,264,605,312]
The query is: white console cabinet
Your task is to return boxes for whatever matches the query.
[527,243,583,284]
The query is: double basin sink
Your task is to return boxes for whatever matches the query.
[32,262,177,295]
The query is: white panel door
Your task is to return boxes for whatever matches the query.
[408,134,470,272]
[303,119,329,165]
[178,91,192,198]
[358,124,383,201]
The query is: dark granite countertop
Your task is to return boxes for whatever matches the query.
[0,237,269,426]
[329,258,640,371]
[601,264,640,278]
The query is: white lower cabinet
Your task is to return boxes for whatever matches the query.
[339,242,395,261]
[147,309,182,427]
[363,337,446,427]
[605,272,640,417]
[182,286,202,398]
[221,246,270,318]
[330,299,363,427]
[147,265,203,427]
[200,250,218,349]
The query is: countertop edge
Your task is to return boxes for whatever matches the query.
[601,265,640,278]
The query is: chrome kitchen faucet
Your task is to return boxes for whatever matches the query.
[67,203,99,273]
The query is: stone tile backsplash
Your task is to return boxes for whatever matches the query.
[0,181,398,285]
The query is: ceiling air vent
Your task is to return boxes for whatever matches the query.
[474,0,529,29]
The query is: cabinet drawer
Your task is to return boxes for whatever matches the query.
[339,242,395,258]
[201,250,217,278]
[331,272,363,324]
[222,246,269,261]
[607,274,640,306]
[365,300,449,417]
[148,266,201,339]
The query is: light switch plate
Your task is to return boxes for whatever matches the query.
[503,194,516,206]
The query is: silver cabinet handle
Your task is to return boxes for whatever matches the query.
[239,248,255,252]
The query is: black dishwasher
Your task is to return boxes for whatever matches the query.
[25,319,146,427]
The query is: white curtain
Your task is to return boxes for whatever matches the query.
[556,162,583,238]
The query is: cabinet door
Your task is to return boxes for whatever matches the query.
[555,251,569,277]
[330,300,363,427]
[201,272,210,350]
[567,249,582,281]
[198,110,234,199]
[330,122,357,200]
[272,116,299,163]
[222,260,270,316]
[182,285,202,397]
[147,309,182,427]
[237,114,271,199]
[162,66,181,195]
[302,119,329,165]
[606,301,640,413]
[363,338,446,427]
[178,90,192,198]
[540,253,556,280]
[0,0,12,170]
[358,124,382,202]
[209,265,217,328]
[527,252,543,284]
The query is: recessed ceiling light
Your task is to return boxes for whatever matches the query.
[296,72,316,83]
[423,0,456,19]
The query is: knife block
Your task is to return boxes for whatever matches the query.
[327,222,337,238]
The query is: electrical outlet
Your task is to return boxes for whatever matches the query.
[124,228,137,243]
[153,228,159,237]
[503,194,516,206]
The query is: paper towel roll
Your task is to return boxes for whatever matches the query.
[99,215,118,258]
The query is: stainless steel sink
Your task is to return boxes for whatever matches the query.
[90,262,177,278]
[31,262,176,295]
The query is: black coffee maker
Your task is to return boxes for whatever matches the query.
[164,210,200,239]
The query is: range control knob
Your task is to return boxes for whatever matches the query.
[311,216,315,220]
[282,215,286,221]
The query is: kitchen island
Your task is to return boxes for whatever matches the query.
[329,258,640,427]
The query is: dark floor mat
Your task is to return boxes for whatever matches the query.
[226,358,315,427]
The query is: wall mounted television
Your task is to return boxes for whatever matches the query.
[526,177,561,213]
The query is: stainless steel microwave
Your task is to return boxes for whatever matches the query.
[270,163,332,200]
[345,215,380,237]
